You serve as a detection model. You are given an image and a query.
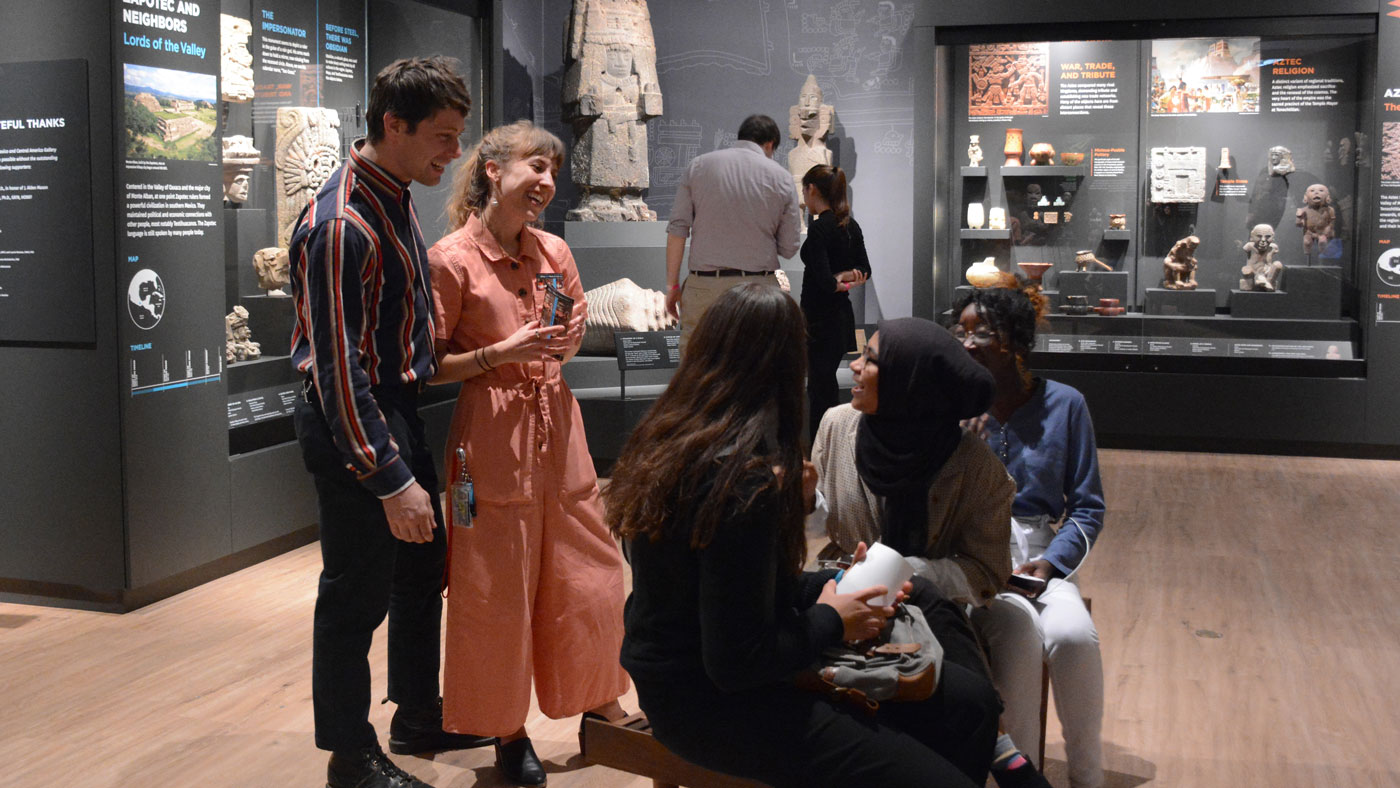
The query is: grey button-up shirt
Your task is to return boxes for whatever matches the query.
[666,140,801,272]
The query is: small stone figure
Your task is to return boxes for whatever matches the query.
[562,0,663,221]
[1268,145,1295,177]
[968,135,983,167]
[252,247,291,296]
[786,74,834,229]
[1074,249,1112,272]
[1295,183,1335,256]
[1162,235,1201,290]
[988,207,1007,230]
[220,15,255,103]
[225,305,261,363]
[1240,224,1283,292]
[222,135,260,206]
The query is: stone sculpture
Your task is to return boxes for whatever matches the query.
[578,278,678,355]
[786,75,835,229]
[1268,145,1295,177]
[1295,183,1335,255]
[252,247,291,296]
[967,135,983,167]
[562,0,663,222]
[275,107,341,247]
[222,135,260,206]
[1240,224,1283,292]
[221,15,255,103]
[1162,235,1201,290]
[987,207,1007,230]
[1149,146,1207,203]
[967,203,985,230]
[1074,250,1113,272]
[225,305,261,363]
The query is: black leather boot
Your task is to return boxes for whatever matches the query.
[388,697,496,755]
[326,744,434,788]
[495,737,547,787]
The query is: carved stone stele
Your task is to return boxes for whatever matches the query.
[562,0,663,222]
[226,305,262,363]
[788,74,834,228]
[1149,146,1207,204]
[222,135,260,205]
[252,247,291,295]
[221,15,255,103]
[275,107,341,247]
[579,278,677,355]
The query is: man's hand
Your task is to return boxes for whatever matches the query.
[802,460,819,514]
[382,481,436,543]
[665,286,682,320]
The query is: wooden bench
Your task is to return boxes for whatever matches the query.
[581,712,770,788]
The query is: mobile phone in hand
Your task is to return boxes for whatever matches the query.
[1007,572,1047,596]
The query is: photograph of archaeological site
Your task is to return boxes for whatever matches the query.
[122,63,217,162]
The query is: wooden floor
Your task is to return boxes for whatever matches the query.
[2,448,1399,787]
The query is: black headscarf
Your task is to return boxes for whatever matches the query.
[854,317,996,556]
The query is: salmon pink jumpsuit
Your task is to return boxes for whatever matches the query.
[428,213,629,737]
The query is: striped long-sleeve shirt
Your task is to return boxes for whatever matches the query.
[289,141,437,498]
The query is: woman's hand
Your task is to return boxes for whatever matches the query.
[834,269,868,292]
[491,320,567,366]
[960,412,992,441]
[802,460,818,514]
[1014,558,1055,581]
[552,302,588,354]
[817,579,894,642]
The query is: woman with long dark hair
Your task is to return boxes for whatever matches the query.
[799,164,870,439]
[607,284,999,788]
[952,283,1106,788]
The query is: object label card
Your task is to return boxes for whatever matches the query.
[0,59,94,343]
[615,331,681,371]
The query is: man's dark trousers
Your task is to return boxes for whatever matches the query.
[295,383,446,751]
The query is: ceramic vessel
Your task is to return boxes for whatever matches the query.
[1059,152,1084,166]
[1017,262,1052,283]
[1003,128,1023,166]
[965,257,1002,288]
[1109,213,1126,230]
[967,202,985,230]
[1028,142,1055,165]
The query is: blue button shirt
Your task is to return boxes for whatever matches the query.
[983,379,1105,577]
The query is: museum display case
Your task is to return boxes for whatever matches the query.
[944,31,1373,371]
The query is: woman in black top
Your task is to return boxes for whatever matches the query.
[800,164,871,440]
[605,284,998,788]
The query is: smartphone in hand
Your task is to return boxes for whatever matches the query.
[1006,572,1047,597]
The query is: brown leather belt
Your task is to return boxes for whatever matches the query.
[690,269,775,277]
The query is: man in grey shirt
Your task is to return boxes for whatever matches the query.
[665,114,801,349]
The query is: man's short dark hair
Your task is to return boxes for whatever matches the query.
[737,114,781,148]
[366,56,472,144]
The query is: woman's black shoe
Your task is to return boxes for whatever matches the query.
[495,737,547,787]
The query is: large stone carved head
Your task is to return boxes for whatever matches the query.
[1305,183,1331,209]
[1250,223,1275,250]
[252,247,291,294]
[1268,145,1295,176]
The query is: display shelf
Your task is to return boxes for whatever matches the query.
[960,228,1011,240]
[1000,165,1086,178]
[961,166,988,177]
[1102,229,1131,241]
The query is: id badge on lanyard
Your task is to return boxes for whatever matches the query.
[452,447,476,528]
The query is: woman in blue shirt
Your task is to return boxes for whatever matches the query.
[951,283,1105,788]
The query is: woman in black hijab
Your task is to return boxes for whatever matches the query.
[812,317,1053,787]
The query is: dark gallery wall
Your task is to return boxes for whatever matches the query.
[501,0,922,322]
[0,3,127,594]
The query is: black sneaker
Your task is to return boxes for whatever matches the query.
[326,744,434,788]
[388,697,496,755]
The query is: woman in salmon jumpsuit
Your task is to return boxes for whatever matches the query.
[428,120,628,787]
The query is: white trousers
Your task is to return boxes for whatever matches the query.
[972,578,1104,788]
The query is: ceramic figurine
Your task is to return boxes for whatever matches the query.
[1295,184,1335,256]
[968,135,983,167]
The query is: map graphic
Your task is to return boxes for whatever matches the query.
[127,268,166,329]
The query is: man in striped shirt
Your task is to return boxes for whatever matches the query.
[289,57,486,788]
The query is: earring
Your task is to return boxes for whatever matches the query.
[490,196,499,206]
